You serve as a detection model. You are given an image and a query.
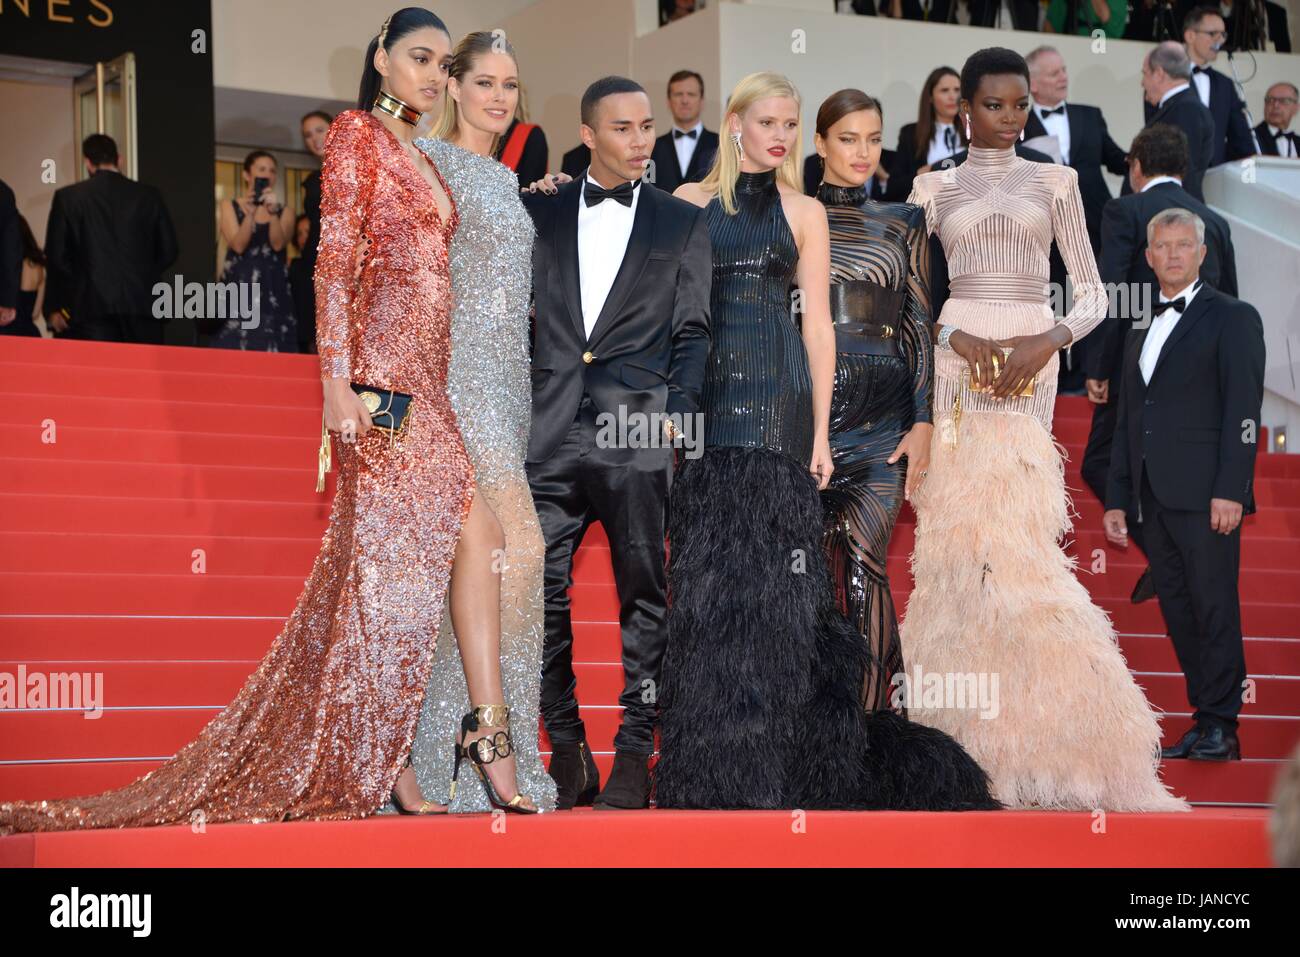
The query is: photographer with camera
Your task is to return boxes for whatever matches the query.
[210,149,297,351]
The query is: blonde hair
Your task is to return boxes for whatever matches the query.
[700,71,803,215]
[431,30,519,154]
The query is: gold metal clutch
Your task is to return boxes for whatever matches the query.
[959,369,1035,398]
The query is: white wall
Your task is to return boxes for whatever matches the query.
[0,78,77,247]
[211,0,536,99]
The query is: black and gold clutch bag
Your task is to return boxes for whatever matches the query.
[351,384,414,434]
[316,384,415,492]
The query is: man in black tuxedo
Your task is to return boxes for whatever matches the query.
[43,134,178,343]
[1104,207,1263,763]
[0,178,20,330]
[1025,46,1130,254]
[1255,81,1299,158]
[647,70,718,194]
[1025,45,1131,393]
[1179,6,1258,164]
[522,77,711,810]
[1082,124,1237,601]
[1128,42,1215,200]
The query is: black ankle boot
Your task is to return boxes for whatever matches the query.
[593,751,652,810]
[1188,724,1241,761]
[547,740,600,810]
[1161,724,1202,759]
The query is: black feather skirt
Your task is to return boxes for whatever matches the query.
[654,444,999,811]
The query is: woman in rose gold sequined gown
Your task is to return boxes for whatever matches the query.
[0,9,537,835]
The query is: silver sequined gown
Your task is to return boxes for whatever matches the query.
[395,136,558,813]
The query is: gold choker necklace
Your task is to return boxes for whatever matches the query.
[374,91,420,127]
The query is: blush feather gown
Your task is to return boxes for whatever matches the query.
[901,145,1188,811]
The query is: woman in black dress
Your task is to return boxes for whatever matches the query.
[814,89,933,712]
[297,110,331,353]
[0,215,44,338]
[657,72,995,812]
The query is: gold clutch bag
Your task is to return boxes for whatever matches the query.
[943,352,1037,449]
[958,369,1035,398]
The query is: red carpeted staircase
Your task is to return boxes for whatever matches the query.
[1,337,1295,867]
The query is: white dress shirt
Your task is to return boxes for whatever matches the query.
[577,172,641,340]
[1140,279,1202,384]
[672,121,703,178]
[1034,101,1071,165]
[927,122,959,165]
[1141,175,1182,192]
[1267,124,1297,158]
[1158,83,1192,110]
[1191,65,1213,108]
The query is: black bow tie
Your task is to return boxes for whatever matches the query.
[584,179,638,207]
[1193,65,1209,75]
[674,128,698,140]
[1040,105,1066,117]
[1153,297,1186,316]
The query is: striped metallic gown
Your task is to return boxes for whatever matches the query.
[902,145,1187,810]
[395,135,558,814]
[817,182,933,712]
[655,169,996,811]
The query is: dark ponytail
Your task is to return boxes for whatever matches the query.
[357,7,451,110]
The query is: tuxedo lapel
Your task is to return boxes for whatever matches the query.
[586,185,657,348]
[1025,110,1046,141]
[1065,105,1081,165]
[684,129,714,182]
[1150,285,1215,384]
[554,180,586,343]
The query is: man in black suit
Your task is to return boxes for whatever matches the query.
[0,178,21,330]
[522,77,711,810]
[1025,46,1130,254]
[1025,44,1132,393]
[43,134,178,344]
[1082,124,1237,601]
[647,70,718,194]
[1180,6,1258,164]
[1255,81,1299,158]
[1128,41,1215,200]
[1104,207,1263,763]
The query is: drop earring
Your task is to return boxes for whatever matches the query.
[732,131,743,158]
[963,113,971,141]
[1020,127,1025,142]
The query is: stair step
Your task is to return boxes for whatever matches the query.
[0,754,1285,807]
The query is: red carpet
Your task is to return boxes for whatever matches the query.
[1,337,1296,866]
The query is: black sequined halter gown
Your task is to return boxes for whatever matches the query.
[655,170,997,811]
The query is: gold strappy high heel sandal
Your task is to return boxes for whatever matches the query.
[451,704,537,814]
[390,753,448,815]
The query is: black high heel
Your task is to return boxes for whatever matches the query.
[390,753,448,815]
[451,704,537,814]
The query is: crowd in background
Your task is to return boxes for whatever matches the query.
[0,5,1294,350]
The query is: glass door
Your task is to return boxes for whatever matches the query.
[73,52,137,180]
